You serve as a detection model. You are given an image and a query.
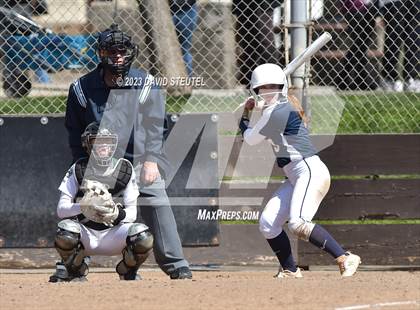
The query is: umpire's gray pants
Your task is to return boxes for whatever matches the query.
[135,165,189,274]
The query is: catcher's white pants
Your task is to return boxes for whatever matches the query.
[80,223,132,256]
[259,155,331,239]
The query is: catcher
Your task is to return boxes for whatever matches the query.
[49,122,153,282]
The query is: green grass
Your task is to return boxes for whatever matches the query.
[220,220,260,225]
[0,95,191,115]
[315,219,420,225]
[220,219,420,225]
[320,93,420,134]
[222,174,420,182]
[330,174,420,180]
[0,96,67,114]
[1,93,419,133]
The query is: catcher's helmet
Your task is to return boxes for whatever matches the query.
[250,63,288,109]
[81,122,118,166]
[96,24,138,77]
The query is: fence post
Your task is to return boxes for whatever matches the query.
[290,0,309,116]
[290,0,307,88]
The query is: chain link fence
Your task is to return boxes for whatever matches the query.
[0,0,418,132]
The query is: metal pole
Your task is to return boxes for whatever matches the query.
[113,0,118,22]
[284,0,290,79]
[290,0,308,94]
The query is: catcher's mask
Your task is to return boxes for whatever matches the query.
[81,122,118,166]
[250,63,288,109]
[96,23,138,77]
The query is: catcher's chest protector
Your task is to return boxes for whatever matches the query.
[75,158,133,198]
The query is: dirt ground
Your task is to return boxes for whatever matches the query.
[1,270,419,310]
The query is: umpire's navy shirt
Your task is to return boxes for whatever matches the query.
[65,64,169,176]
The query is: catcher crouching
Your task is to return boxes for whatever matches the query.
[49,122,153,282]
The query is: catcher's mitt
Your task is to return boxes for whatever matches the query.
[79,179,119,226]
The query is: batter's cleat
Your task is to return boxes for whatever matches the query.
[336,252,361,277]
[169,266,193,280]
[49,262,88,283]
[274,267,303,279]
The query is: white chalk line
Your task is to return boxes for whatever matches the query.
[335,300,420,310]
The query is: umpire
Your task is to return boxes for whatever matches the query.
[64,24,192,279]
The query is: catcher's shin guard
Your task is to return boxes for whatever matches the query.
[116,223,153,280]
[53,219,89,279]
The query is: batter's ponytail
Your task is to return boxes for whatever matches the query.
[288,94,309,127]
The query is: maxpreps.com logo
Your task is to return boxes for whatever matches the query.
[197,209,260,221]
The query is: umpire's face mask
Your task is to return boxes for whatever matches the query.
[99,43,138,77]
[101,46,127,65]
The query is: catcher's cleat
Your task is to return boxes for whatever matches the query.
[119,272,141,281]
[116,260,142,281]
[274,267,303,279]
[169,266,193,280]
[336,252,361,277]
[49,262,88,283]
[120,269,142,281]
[49,275,87,283]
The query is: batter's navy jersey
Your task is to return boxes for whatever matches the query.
[65,64,169,176]
[240,100,317,167]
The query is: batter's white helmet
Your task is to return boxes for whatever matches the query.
[250,63,288,108]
